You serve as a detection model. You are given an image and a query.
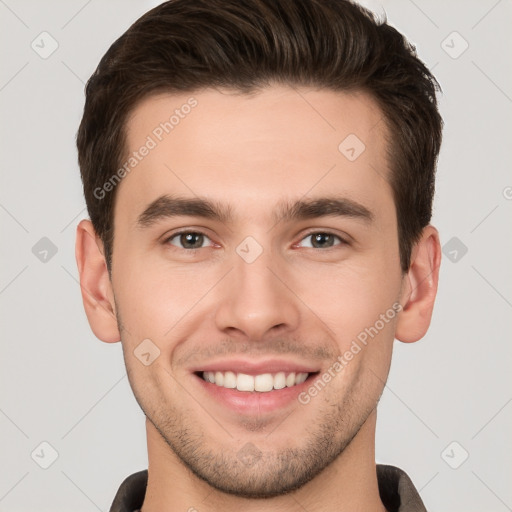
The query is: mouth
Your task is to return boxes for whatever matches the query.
[189,358,322,415]
[192,369,321,415]
[194,370,320,392]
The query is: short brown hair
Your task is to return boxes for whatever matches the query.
[77,0,442,273]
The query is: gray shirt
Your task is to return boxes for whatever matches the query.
[109,464,427,512]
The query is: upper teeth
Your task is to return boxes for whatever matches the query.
[202,371,309,392]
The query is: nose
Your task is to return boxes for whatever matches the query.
[214,244,301,341]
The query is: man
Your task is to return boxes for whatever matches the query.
[74,0,443,510]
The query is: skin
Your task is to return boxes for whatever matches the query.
[76,86,441,512]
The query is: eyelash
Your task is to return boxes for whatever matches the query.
[163,230,349,251]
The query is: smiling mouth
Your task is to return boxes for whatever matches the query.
[194,371,320,392]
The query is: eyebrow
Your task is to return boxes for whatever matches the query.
[136,194,374,229]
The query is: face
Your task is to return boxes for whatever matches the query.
[109,86,404,497]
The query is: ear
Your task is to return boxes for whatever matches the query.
[75,219,121,343]
[395,225,442,343]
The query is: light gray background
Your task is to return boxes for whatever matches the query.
[1,0,511,510]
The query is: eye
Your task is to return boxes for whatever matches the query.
[163,230,347,252]
[165,231,213,250]
[296,231,347,249]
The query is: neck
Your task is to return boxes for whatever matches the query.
[140,409,387,512]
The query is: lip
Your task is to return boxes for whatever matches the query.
[189,358,320,376]
[192,368,320,415]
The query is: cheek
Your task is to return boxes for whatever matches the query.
[294,259,399,389]
[113,253,229,347]
[296,258,401,341]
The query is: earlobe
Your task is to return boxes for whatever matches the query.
[395,225,442,343]
[75,219,121,343]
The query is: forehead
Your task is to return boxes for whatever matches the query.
[116,86,393,227]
